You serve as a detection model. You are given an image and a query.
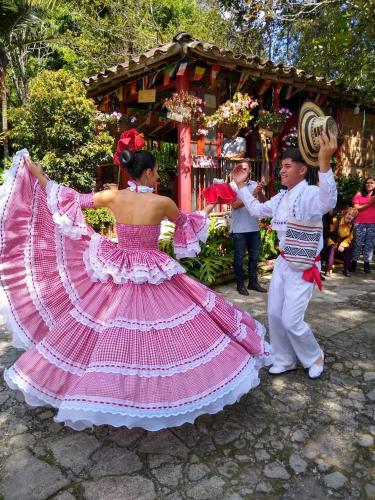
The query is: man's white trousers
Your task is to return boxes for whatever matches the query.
[267,256,321,368]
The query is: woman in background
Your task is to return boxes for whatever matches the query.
[325,207,358,277]
[351,177,375,273]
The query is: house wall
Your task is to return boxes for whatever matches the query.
[341,106,375,176]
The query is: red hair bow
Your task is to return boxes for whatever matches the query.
[113,128,145,166]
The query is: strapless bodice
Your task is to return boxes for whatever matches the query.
[116,223,160,250]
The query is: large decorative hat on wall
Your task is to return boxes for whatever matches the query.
[298,102,338,167]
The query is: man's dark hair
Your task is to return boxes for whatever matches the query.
[282,148,306,165]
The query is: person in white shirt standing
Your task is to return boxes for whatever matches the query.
[230,162,267,295]
[232,132,337,379]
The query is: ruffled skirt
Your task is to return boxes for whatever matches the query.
[0,151,271,431]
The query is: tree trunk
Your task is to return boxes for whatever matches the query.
[0,69,8,162]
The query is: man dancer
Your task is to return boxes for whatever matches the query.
[233,132,337,379]
[230,161,267,295]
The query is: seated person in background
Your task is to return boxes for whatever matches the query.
[325,207,358,277]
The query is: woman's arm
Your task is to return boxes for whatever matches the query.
[25,157,48,187]
[353,195,375,211]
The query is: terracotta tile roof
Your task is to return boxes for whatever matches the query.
[84,33,373,108]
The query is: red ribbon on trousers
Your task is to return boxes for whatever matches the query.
[280,252,322,291]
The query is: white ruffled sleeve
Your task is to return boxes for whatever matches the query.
[173,210,209,260]
[46,181,94,240]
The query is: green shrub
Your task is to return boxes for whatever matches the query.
[84,208,115,232]
[159,216,234,285]
[336,174,363,209]
[259,220,279,261]
[9,69,114,191]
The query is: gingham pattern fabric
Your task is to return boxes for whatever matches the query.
[0,150,271,431]
[174,209,209,259]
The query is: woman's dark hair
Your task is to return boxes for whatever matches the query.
[361,176,375,196]
[120,150,156,179]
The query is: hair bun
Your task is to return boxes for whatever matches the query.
[120,149,135,168]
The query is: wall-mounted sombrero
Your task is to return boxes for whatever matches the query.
[298,102,338,167]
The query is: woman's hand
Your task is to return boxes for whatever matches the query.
[24,157,48,187]
[203,203,217,215]
[338,245,345,252]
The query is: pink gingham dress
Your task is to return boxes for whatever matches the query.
[0,150,271,431]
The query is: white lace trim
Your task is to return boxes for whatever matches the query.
[4,354,267,431]
[83,233,186,285]
[0,288,34,350]
[53,224,216,332]
[0,149,35,350]
[37,334,232,377]
[24,183,56,329]
[70,290,216,332]
[34,309,268,378]
[46,181,88,240]
[174,211,209,260]
[174,241,202,260]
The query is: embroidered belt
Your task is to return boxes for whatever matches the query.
[280,251,322,291]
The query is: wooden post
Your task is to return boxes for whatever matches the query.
[176,71,192,211]
[270,82,282,196]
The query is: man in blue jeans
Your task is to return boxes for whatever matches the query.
[230,162,267,295]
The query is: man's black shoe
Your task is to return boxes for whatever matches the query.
[248,282,267,293]
[364,262,371,273]
[237,285,249,296]
[350,260,357,272]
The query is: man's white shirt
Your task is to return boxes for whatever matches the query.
[237,170,337,253]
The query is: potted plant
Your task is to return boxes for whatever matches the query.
[203,92,258,136]
[163,91,204,124]
[256,107,292,136]
[281,126,298,150]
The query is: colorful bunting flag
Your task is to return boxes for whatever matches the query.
[258,79,272,96]
[163,64,176,86]
[176,58,188,77]
[210,64,221,86]
[148,70,160,88]
[193,66,206,81]
[129,81,137,95]
[285,85,299,100]
[236,70,250,92]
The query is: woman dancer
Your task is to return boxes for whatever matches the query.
[0,148,270,431]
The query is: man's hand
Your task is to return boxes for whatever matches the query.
[231,199,244,209]
[232,163,250,188]
[253,181,265,199]
[318,130,337,173]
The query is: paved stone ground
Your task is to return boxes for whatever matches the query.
[0,268,374,500]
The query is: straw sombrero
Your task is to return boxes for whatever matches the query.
[298,102,338,167]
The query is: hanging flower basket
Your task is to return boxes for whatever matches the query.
[204,92,258,135]
[164,92,204,124]
[166,109,188,123]
[256,108,292,136]
[220,122,240,137]
[259,127,274,138]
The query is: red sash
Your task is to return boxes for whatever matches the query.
[280,251,322,291]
